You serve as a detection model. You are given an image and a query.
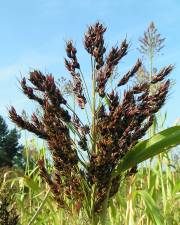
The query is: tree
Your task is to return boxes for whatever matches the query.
[0,115,23,168]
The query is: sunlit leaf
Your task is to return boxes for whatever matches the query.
[137,190,164,225]
[114,126,180,174]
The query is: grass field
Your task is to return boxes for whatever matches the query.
[0,139,179,225]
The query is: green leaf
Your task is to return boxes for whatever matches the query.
[172,179,180,197]
[137,190,164,225]
[114,126,180,174]
[24,176,40,192]
[104,95,110,107]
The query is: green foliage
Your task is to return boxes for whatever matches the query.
[0,115,24,168]
[137,190,164,225]
[1,144,179,225]
[115,126,180,174]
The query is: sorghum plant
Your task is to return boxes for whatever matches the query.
[9,22,176,224]
[138,21,165,57]
[137,21,167,94]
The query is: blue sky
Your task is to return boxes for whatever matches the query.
[0,0,180,134]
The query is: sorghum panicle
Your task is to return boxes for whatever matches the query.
[9,71,84,206]
[9,22,173,214]
[138,21,165,55]
[84,22,106,69]
[65,41,87,109]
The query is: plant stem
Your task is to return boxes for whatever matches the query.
[91,57,97,154]
[80,68,92,108]
[28,188,51,225]
[147,45,154,190]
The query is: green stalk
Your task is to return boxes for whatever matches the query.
[125,176,135,225]
[91,57,97,154]
[99,178,112,225]
[149,47,153,82]
[90,56,100,225]
[80,68,92,108]
[27,188,51,225]
[165,153,171,199]
[73,94,76,143]
[91,184,98,225]
[158,154,167,216]
[147,45,154,190]
[24,131,30,176]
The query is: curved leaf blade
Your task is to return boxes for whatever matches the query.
[115,126,180,174]
[137,190,164,225]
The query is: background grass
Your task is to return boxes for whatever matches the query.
[0,135,179,225]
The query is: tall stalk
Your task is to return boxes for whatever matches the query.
[138,21,166,190]
[91,57,97,154]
